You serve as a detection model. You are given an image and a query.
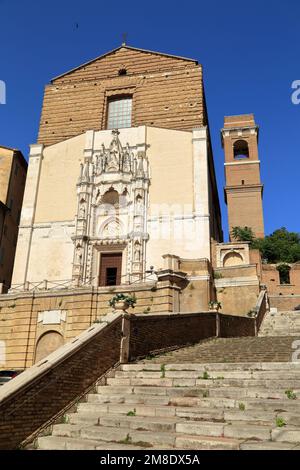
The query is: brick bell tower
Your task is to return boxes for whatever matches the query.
[221,114,264,240]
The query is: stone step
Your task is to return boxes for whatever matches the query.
[176,421,272,441]
[100,380,300,393]
[106,373,300,387]
[175,435,242,450]
[120,362,300,372]
[240,441,300,450]
[91,386,299,402]
[37,435,154,450]
[76,402,300,426]
[68,413,178,433]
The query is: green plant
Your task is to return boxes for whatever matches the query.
[208,301,222,310]
[247,309,257,318]
[285,390,297,400]
[213,272,223,280]
[108,293,137,309]
[277,264,291,285]
[216,376,224,380]
[231,226,255,244]
[233,226,300,264]
[239,403,246,411]
[202,370,210,380]
[276,417,286,428]
[119,433,133,445]
[62,415,69,424]
[143,306,151,314]
[145,353,155,360]
[126,409,136,417]
[160,364,166,378]
[202,390,209,398]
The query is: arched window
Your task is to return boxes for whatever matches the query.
[233,140,249,159]
[277,264,291,285]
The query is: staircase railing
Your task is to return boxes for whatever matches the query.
[254,289,269,334]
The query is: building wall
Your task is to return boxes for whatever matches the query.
[38,46,206,147]
[0,281,179,369]
[12,126,220,286]
[262,263,300,296]
[0,147,27,291]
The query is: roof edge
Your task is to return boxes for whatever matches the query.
[51,45,199,82]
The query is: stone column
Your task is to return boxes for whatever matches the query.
[192,127,211,261]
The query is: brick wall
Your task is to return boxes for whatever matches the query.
[0,282,175,369]
[270,295,300,311]
[128,313,217,361]
[219,313,256,338]
[0,315,123,450]
[37,47,206,147]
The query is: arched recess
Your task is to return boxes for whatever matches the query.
[35,331,64,363]
[223,251,244,267]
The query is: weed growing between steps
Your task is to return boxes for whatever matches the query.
[117,433,152,448]
[276,417,287,428]
[285,390,297,400]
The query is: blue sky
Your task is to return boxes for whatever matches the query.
[0,0,299,239]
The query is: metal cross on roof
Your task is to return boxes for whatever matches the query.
[122,32,128,46]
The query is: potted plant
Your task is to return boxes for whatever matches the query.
[109,293,137,312]
[208,301,222,312]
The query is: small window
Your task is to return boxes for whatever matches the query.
[106,267,118,286]
[107,96,132,130]
[277,264,291,285]
[234,140,249,159]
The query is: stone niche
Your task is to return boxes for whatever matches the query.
[216,242,250,268]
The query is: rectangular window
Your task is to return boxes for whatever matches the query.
[107,96,132,130]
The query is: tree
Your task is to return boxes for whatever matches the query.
[231,226,300,264]
[231,226,255,244]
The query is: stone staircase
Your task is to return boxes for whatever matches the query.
[37,336,300,450]
[259,310,300,337]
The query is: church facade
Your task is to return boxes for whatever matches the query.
[12,45,222,289]
[3,45,298,369]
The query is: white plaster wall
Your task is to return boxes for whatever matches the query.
[13,126,212,285]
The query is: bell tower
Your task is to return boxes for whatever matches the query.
[221,114,264,240]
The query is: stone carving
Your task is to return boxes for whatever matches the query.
[134,242,141,262]
[73,130,150,286]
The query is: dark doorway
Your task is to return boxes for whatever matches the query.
[99,253,122,286]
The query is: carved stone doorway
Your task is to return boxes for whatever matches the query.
[99,252,122,286]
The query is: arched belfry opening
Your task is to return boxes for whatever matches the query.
[233,140,249,159]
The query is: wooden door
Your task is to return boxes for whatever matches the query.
[99,253,122,286]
